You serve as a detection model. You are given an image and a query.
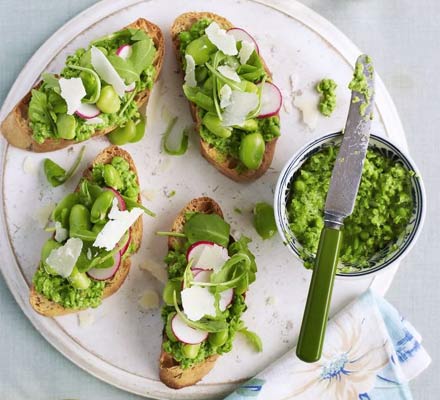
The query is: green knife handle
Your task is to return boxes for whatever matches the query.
[296,226,343,363]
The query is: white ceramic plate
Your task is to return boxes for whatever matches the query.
[0,0,408,398]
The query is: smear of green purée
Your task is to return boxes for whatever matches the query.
[287,146,414,271]
[316,79,337,117]
[348,56,374,117]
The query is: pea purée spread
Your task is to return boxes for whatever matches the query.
[287,146,414,272]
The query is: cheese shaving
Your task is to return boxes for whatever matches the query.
[78,311,95,327]
[181,286,216,321]
[45,237,83,278]
[54,221,68,243]
[91,46,127,97]
[93,198,143,251]
[217,65,240,82]
[222,91,259,126]
[59,77,86,115]
[293,91,319,130]
[184,54,197,87]
[139,260,168,284]
[205,22,237,55]
[219,84,232,108]
[239,40,255,64]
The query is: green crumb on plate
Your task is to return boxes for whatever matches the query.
[316,78,337,117]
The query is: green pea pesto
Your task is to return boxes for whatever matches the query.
[162,295,247,369]
[33,155,142,310]
[161,213,259,369]
[179,19,281,173]
[178,19,213,55]
[92,156,139,200]
[29,28,157,144]
[348,56,374,117]
[287,146,414,272]
[33,267,105,309]
[199,114,280,160]
[316,78,337,117]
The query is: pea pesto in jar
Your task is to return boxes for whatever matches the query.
[287,146,414,272]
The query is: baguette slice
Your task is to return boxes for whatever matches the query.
[1,18,164,152]
[159,197,224,389]
[171,12,278,182]
[29,145,143,317]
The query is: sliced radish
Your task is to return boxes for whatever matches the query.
[258,82,283,118]
[125,82,136,92]
[116,44,132,60]
[182,269,205,289]
[87,251,121,281]
[59,77,87,115]
[186,241,229,272]
[119,232,131,257]
[193,269,213,283]
[219,288,234,311]
[104,187,126,211]
[171,313,208,344]
[75,103,101,119]
[187,241,215,268]
[191,268,206,275]
[227,28,259,53]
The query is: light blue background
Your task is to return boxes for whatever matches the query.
[0,1,438,399]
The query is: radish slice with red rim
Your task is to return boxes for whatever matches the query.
[193,270,213,283]
[171,313,208,344]
[191,268,206,275]
[187,241,215,267]
[182,269,204,289]
[119,232,131,257]
[87,251,121,281]
[258,82,283,118]
[75,103,101,119]
[104,187,126,211]
[226,28,259,53]
[116,44,132,60]
[219,288,234,311]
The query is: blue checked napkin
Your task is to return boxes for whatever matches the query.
[224,289,431,400]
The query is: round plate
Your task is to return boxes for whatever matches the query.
[0,0,408,398]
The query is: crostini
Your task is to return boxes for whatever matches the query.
[171,12,281,182]
[1,18,164,152]
[159,197,261,388]
[30,145,151,316]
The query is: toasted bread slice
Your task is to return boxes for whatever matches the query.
[171,12,278,182]
[29,145,143,317]
[1,18,164,152]
[159,197,223,389]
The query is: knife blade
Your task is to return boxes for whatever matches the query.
[296,54,375,363]
[325,55,375,224]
